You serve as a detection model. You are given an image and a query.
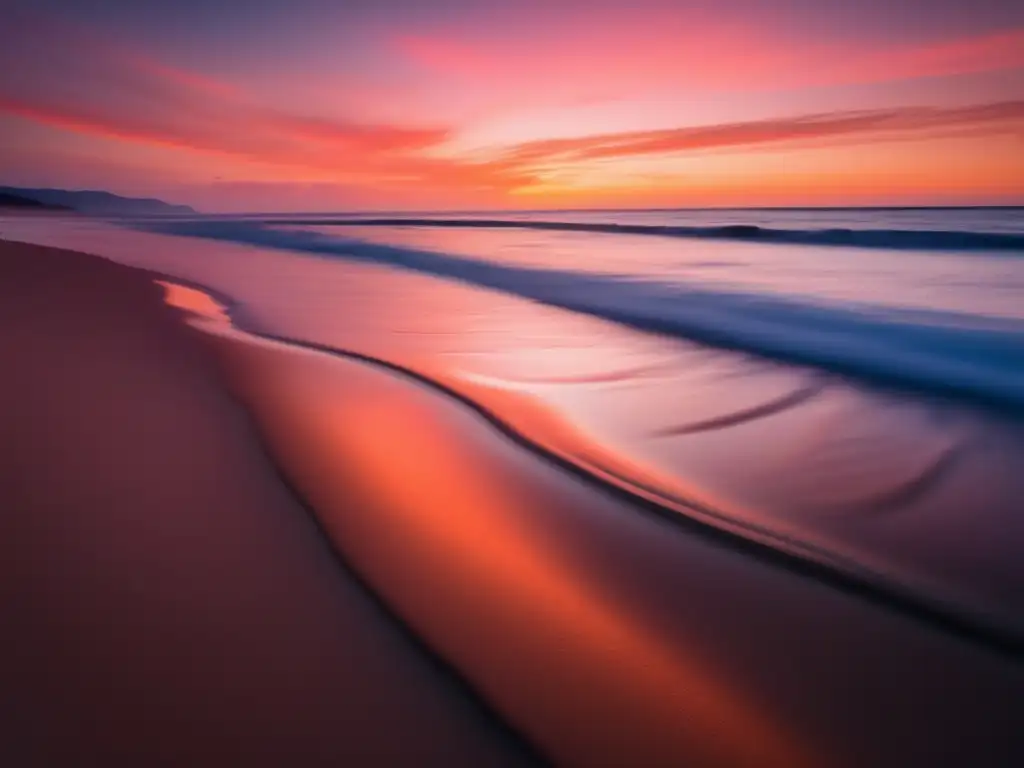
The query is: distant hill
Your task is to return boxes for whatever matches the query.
[0,191,70,210]
[0,187,195,215]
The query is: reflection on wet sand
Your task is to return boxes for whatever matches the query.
[162,282,1024,767]
[199,323,810,768]
[156,280,232,324]
[159,274,1024,646]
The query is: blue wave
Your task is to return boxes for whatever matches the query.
[138,219,1024,410]
[269,216,1024,251]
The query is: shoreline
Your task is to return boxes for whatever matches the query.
[5,239,1024,765]
[156,273,1024,656]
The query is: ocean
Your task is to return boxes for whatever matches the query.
[5,206,1024,638]
[134,206,1024,406]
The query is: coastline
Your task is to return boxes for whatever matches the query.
[4,239,1024,766]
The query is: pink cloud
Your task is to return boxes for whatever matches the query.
[843,29,1024,84]
[0,9,456,182]
[495,101,1024,167]
[394,20,1024,103]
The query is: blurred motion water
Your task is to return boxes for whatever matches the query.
[5,208,1024,639]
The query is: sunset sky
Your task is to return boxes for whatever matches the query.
[1,0,1022,211]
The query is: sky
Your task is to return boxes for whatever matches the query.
[0,0,1022,211]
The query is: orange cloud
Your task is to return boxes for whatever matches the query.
[495,101,1024,168]
[1,94,524,192]
[6,84,1022,202]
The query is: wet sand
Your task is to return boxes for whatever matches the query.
[4,239,1024,767]
[169,275,1024,766]
[0,241,535,766]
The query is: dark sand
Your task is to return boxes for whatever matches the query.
[5,240,1024,767]
[0,241,534,766]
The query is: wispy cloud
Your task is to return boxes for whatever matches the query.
[0,9,458,182]
[495,101,1024,168]
[395,21,1024,99]
[836,29,1024,86]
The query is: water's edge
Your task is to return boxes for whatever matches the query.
[154,270,1024,658]
[136,219,1024,413]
